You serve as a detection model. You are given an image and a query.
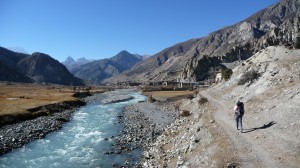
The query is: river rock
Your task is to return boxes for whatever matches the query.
[101,95,134,104]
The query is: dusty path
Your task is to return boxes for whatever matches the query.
[201,91,283,168]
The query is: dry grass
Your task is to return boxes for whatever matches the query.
[0,83,106,115]
[143,90,194,102]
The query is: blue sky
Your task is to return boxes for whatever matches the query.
[0,0,278,62]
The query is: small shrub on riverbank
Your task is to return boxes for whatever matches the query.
[198,97,208,105]
[148,94,156,103]
[180,110,191,117]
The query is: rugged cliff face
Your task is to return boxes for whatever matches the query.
[180,0,300,82]
[181,14,300,81]
[107,0,300,83]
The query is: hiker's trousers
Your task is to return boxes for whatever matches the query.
[236,115,243,130]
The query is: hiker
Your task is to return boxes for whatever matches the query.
[234,100,244,133]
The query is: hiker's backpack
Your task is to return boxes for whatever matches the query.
[236,102,244,116]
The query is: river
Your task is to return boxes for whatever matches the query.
[0,90,147,168]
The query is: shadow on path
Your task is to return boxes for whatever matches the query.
[243,121,276,133]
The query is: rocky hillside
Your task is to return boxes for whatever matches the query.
[141,46,300,167]
[203,46,300,167]
[107,0,300,83]
[70,50,143,84]
[0,47,84,85]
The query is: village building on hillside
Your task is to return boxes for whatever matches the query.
[215,72,222,83]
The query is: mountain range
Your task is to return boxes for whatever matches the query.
[0,47,144,85]
[106,0,300,83]
[0,47,83,85]
[68,50,144,84]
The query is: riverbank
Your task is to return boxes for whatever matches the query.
[0,109,77,154]
[0,98,88,155]
[110,101,176,165]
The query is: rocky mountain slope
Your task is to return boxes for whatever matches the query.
[141,46,300,167]
[62,56,93,71]
[70,50,143,84]
[0,47,84,85]
[107,0,300,83]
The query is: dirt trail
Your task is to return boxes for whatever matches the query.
[201,91,283,168]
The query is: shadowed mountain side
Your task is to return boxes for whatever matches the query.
[0,47,28,68]
[0,47,32,82]
[0,61,32,83]
[0,47,84,85]
[18,53,84,85]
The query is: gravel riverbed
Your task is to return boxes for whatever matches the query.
[0,110,76,155]
[107,101,176,167]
